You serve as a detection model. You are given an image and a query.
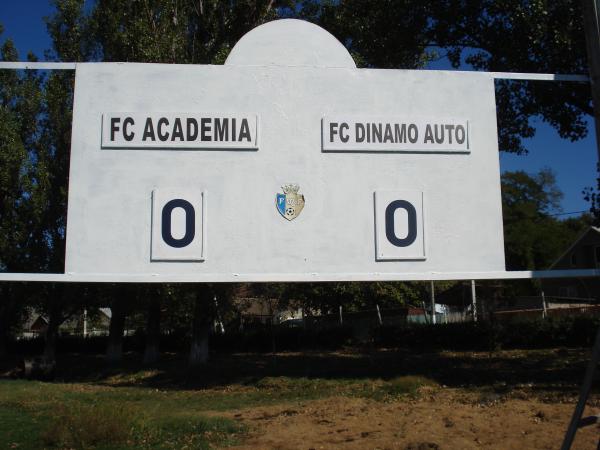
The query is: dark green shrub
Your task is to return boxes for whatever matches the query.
[372,315,600,351]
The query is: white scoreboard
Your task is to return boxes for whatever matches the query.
[64,19,505,281]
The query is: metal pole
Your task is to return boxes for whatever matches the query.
[430,281,436,324]
[560,6,600,447]
[583,0,600,163]
[560,325,600,450]
[471,280,477,322]
[541,290,548,319]
[339,305,343,325]
[213,294,225,333]
[83,308,88,337]
[376,303,383,325]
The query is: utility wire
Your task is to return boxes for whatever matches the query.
[548,210,588,217]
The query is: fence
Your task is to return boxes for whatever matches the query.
[488,296,600,321]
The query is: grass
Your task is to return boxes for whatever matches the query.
[40,402,133,448]
[0,403,43,449]
[0,380,246,449]
[253,374,433,402]
[0,373,434,449]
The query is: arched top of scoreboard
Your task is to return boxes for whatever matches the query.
[225,19,356,69]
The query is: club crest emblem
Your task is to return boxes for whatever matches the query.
[276,184,305,221]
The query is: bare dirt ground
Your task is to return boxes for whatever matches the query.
[225,388,599,450]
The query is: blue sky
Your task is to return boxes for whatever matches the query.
[1,1,597,216]
[0,1,54,60]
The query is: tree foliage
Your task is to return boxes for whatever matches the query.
[502,169,591,270]
[88,0,290,63]
[429,0,591,154]
[0,30,43,273]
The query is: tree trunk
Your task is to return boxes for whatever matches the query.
[0,332,7,361]
[0,285,8,361]
[143,296,161,365]
[106,293,127,364]
[43,284,67,363]
[189,288,212,367]
[43,306,61,363]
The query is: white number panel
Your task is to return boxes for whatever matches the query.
[375,191,425,261]
[151,190,206,261]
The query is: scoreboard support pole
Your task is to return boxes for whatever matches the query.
[470,280,477,322]
[0,269,599,283]
[560,326,600,450]
[429,281,436,325]
[583,0,600,164]
[560,2,600,448]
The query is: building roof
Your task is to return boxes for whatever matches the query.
[549,226,600,269]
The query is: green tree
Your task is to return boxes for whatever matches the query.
[0,27,46,358]
[502,169,590,271]
[251,281,434,319]
[88,0,290,63]
[427,0,590,154]
[28,0,92,362]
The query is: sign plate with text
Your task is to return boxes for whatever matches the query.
[322,117,470,153]
[102,113,259,150]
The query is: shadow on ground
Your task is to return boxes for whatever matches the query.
[2,347,594,395]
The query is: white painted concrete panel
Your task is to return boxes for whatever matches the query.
[225,19,356,69]
[65,62,504,279]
